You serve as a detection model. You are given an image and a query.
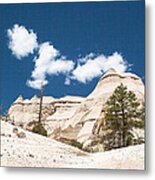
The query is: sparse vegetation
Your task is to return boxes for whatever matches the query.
[70,140,83,150]
[59,138,83,150]
[32,123,47,136]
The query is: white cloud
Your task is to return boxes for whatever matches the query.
[78,53,95,63]
[47,59,74,75]
[26,79,48,90]
[7,24,130,89]
[64,77,71,85]
[31,42,59,81]
[7,24,38,59]
[27,42,74,89]
[71,52,129,83]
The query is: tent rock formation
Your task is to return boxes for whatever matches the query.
[8,69,145,148]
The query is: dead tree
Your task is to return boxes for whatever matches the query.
[38,83,43,123]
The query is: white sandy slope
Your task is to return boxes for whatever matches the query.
[0,121,144,170]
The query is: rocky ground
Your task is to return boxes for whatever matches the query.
[0,121,145,170]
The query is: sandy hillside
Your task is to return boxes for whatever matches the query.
[0,121,144,170]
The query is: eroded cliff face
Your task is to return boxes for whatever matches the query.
[8,95,85,127]
[8,69,145,148]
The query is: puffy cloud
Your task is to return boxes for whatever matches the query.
[64,77,71,85]
[47,59,74,75]
[27,42,74,89]
[71,52,129,83]
[31,42,59,81]
[78,53,95,63]
[26,79,48,90]
[7,24,130,89]
[7,24,38,59]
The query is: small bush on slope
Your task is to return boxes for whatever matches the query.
[32,123,47,137]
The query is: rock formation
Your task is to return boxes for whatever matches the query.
[8,95,84,126]
[7,69,145,149]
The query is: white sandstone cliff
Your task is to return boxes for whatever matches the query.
[7,69,145,145]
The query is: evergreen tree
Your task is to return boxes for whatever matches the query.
[140,102,145,122]
[104,83,143,149]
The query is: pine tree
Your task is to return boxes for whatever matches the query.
[140,102,145,122]
[104,83,143,149]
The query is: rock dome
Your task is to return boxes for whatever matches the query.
[88,68,144,101]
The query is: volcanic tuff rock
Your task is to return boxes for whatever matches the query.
[1,121,144,169]
[7,69,145,146]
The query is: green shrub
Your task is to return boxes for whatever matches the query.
[135,120,145,129]
[70,140,83,149]
[133,137,145,145]
[91,138,102,146]
[32,123,47,136]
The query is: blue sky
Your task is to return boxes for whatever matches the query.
[0,1,144,114]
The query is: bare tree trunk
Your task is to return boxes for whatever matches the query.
[38,83,43,123]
